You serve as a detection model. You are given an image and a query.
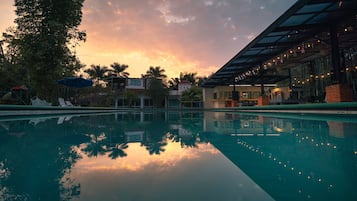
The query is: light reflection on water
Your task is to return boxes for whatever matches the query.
[0,111,356,201]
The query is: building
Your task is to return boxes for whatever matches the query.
[202,0,357,108]
[106,77,198,108]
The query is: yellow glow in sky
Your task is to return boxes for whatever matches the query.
[0,0,297,79]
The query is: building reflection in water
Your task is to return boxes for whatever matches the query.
[203,111,357,201]
[0,111,356,201]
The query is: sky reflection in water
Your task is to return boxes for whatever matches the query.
[0,111,356,201]
[69,142,272,201]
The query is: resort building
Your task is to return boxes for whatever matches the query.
[202,0,357,108]
[106,77,197,108]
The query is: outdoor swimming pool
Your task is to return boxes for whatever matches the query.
[0,111,356,201]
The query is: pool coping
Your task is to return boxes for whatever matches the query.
[1,102,357,117]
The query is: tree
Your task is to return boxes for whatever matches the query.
[146,79,168,107]
[3,0,86,100]
[181,86,202,107]
[143,66,167,79]
[180,72,197,85]
[110,62,129,78]
[84,64,110,86]
[168,77,180,90]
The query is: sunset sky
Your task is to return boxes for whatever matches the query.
[0,0,297,78]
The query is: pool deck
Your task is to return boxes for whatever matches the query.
[1,102,357,117]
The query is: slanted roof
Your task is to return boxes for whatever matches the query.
[202,0,357,88]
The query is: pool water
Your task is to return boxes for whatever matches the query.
[0,111,356,201]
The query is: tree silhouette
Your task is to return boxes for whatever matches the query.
[84,64,110,86]
[143,66,167,79]
[168,77,180,90]
[110,62,130,78]
[180,72,197,85]
[108,143,128,159]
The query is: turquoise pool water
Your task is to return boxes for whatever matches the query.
[0,111,356,201]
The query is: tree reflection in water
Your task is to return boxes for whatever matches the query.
[0,112,211,200]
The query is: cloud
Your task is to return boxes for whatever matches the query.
[75,0,297,78]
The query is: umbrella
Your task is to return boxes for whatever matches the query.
[57,77,93,88]
[11,85,28,91]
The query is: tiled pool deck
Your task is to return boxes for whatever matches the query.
[1,102,357,117]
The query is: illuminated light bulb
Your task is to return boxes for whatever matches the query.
[321,75,325,78]
[315,76,319,79]
[298,171,302,175]
[291,167,295,171]
[327,72,330,76]
[354,151,357,155]
[333,146,337,149]
[318,178,322,182]
[284,164,287,167]
[307,176,311,179]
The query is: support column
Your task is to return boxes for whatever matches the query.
[258,66,269,106]
[325,24,353,102]
[140,96,144,109]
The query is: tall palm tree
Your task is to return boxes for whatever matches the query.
[180,72,197,85]
[143,66,167,79]
[110,62,130,78]
[168,77,180,90]
[84,64,110,85]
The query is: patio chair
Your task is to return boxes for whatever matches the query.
[31,97,52,106]
[59,97,76,107]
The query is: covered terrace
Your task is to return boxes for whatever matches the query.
[202,0,357,107]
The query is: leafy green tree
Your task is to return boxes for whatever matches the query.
[2,0,86,100]
[84,64,110,86]
[110,62,130,78]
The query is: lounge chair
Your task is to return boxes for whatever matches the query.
[58,97,76,107]
[31,97,52,106]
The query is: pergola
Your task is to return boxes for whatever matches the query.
[202,0,357,88]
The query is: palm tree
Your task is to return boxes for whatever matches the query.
[180,72,197,85]
[143,66,167,79]
[84,64,110,85]
[168,77,180,90]
[110,62,129,78]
